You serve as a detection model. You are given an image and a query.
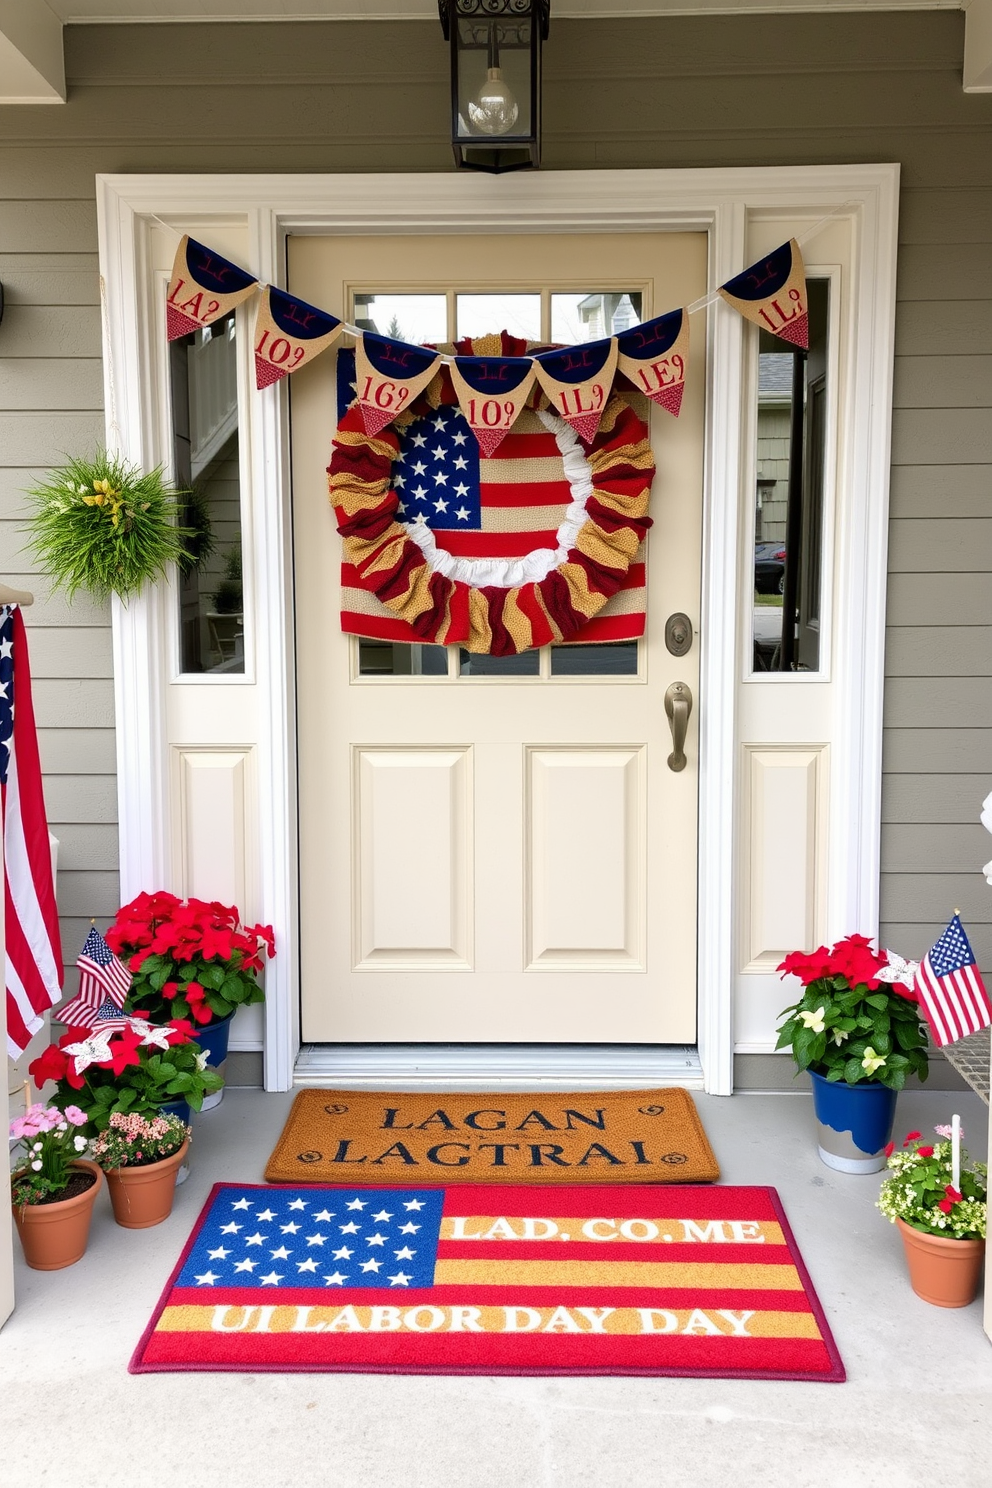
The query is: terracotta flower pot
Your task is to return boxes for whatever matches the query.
[104,1139,190,1230]
[11,1160,104,1271]
[896,1217,986,1308]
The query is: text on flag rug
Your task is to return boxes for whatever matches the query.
[131,1183,844,1381]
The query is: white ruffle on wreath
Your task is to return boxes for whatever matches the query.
[399,408,593,592]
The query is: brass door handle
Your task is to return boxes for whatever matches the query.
[665,682,692,772]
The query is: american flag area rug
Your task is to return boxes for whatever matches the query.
[130,1183,844,1380]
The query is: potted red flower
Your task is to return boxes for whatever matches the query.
[29,1016,223,1134]
[776,934,930,1172]
[106,891,275,1107]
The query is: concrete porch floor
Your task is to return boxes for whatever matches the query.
[2,1087,990,1488]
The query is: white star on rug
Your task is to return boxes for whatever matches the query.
[234,1259,257,1273]
[281,1222,301,1234]
[394,1247,416,1260]
[399,1222,420,1234]
[366,1233,386,1247]
[296,1258,318,1273]
[360,1259,382,1273]
[270,1246,291,1260]
[372,1209,393,1223]
[207,1246,231,1260]
[387,1272,411,1287]
[194,1271,219,1286]
[324,1271,348,1286]
[288,1198,308,1211]
[306,1233,328,1246]
[332,1246,353,1260]
[232,1198,251,1211]
[403,1200,425,1211]
[313,1209,334,1222]
[339,1221,360,1234]
[256,1208,276,1222]
[220,1222,241,1235]
[245,1232,267,1246]
[260,1271,283,1286]
[346,1199,367,1210]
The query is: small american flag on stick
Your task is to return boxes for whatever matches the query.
[912,913,992,1048]
[57,925,132,1032]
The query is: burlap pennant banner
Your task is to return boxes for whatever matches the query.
[354,333,442,437]
[253,287,344,390]
[718,238,809,350]
[448,355,537,456]
[533,336,619,444]
[166,235,258,342]
[616,308,689,418]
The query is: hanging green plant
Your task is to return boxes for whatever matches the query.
[23,450,195,603]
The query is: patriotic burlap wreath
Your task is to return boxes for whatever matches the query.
[328,362,655,657]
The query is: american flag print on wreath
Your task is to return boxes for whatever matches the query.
[331,338,654,655]
[2,605,63,1057]
[131,1183,844,1381]
[911,914,992,1048]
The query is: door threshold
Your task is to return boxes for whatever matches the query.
[293,1044,704,1091]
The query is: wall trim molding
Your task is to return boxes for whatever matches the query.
[95,163,899,1096]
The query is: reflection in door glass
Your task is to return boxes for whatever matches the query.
[751,279,828,674]
[357,639,449,676]
[352,293,447,345]
[456,294,541,342]
[551,292,643,344]
[459,649,540,677]
[170,313,244,675]
[550,642,638,676]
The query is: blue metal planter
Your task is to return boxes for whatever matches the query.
[192,1011,235,1112]
[158,1098,193,1184]
[809,1071,898,1173]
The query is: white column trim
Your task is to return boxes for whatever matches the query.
[95,164,900,1095]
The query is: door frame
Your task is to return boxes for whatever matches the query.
[96,165,900,1095]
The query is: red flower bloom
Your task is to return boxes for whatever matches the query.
[105,1022,144,1076]
[183,981,214,1025]
[903,1131,921,1146]
[883,1141,895,1158]
[129,947,156,973]
[28,1043,69,1086]
[917,1146,934,1158]
[944,1185,962,1203]
[938,1198,954,1215]
[166,1018,196,1046]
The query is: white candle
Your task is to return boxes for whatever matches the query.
[951,1113,961,1192]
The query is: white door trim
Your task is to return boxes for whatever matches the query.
[95,164,900,1094]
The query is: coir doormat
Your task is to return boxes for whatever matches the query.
[264,1089,720,1186]
[130,1182,844,1381]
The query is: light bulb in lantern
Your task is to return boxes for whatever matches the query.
[467,67,519,135]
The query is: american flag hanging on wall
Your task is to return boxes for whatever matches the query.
[2,605,63,1057]
[332,340,653,655]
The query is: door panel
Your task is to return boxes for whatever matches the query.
[290,232,706,1044]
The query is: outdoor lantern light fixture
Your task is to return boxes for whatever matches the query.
[439,0,550,173]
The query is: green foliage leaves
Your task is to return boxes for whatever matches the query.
[776,970,930,1090]
[23,450,195,602]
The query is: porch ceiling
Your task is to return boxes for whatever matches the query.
[1,2,990,105]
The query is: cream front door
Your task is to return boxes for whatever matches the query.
[290,232,705,1044]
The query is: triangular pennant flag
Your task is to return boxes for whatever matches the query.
[354,334,442,437]
[166,235,259,341]
[616,308,689,417]
[718,238,808,350]
[448,355,537,456]
[253,286,344,389]
[533,336,618,443]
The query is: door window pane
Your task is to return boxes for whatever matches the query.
[357,639,449,677]
[456,294,541,342]
[459,649,540,677]
[751,279,829,674]
[170,313,244,675]
[352,294,447,344]
[551,292,643,344]
[550,642,638,676]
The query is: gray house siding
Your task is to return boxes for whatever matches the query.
[0,11,989,1010]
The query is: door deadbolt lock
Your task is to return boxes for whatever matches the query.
[665,612,693,657]
[665,682,693,772]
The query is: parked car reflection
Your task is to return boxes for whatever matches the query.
[755,540,786,594]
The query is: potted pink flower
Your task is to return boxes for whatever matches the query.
[9,1102,103,1270]
[91,1109,191,1229]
